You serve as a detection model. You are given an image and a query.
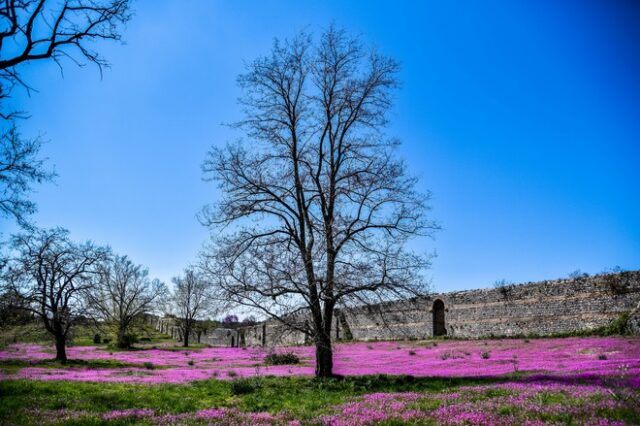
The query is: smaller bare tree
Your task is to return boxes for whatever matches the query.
[86,255,167,348]
[171,268,214,347]
[3,228,109,362]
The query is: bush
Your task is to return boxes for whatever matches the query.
[103,338,111,344]
[408,350,417,356]
[118,334,138,349]
[188,360,195,366]
[230,378,261,395]
[143,362,155,370]
[93,334,101,344]
[264,352,300,365]
[481,351,491,359]
[598,354,608,360]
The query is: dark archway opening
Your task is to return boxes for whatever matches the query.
[231,336,235,347]
[433,299,446,336]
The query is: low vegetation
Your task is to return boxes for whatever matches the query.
[264,352,300,366]
[0,337,638,424]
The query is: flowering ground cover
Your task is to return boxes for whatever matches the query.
[1,337,639,425]
[1,336,639,386]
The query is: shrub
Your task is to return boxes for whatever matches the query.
[93,334,101,344]
[103,338,112,344]
[408,350,417,356]
[188,360,195,366]
[230,378,261,395]
[481,351,491,359]
[264,352,300,365]
[598,354,608,360]
[440,352,451,360]
[227,370,238,377]
[143,362,155,370]
[118,334,138,349]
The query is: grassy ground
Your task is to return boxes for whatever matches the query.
[1,322,175,350]
[2,334,639,424]
[1,374,639,425]
[0,375,533,422]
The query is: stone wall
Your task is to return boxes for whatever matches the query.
[146,315,242,347]
[249,271,640,346]
[151,271,640,347]
[340,271,640,340]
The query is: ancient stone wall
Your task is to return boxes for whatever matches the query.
[151,271,640,347]
[249,271,640,346]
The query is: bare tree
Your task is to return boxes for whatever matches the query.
[86,254,167,348]
[200,28,437,377]
[3,228,109,362]
[0,0,131,227]
[171,268,213,347]
[0,0,132,118]
[0,126,55,226]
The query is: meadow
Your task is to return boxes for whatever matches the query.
[1,337,639,425]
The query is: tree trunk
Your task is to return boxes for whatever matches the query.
[315,333,333,378]
[117,326,127,349]
[55,334,67,364]
[183,325,190,347]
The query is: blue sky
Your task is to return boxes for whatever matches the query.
[2,0,639,292]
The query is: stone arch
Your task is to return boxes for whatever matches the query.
[433,299,446,336]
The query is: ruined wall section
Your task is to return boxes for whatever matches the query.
[151,271,640,347]
[343,271,640,340]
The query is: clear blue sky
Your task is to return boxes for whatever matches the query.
[2,0,639,292]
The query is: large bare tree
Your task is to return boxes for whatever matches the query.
[0,0,131,118]
[201,28,437,377]
[86,254,167,348]
[0,0,131,227]
[171,268,214,347]
[3,228,109,362]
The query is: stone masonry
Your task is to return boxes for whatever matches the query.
[154,271,640,347]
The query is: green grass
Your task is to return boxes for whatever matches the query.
[0,358,158,374]
[1,322,174,350]
[1,375,639,425]
[0,375,502,423]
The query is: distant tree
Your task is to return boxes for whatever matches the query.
[86,255,167,348]
[201,28,437,377]
[601,266,625,275]
[241,315,257,326]
[3,228,109,362]
[171,269,213,347]
[493,279,514,299]
[493,279,513,287]
[0,286,32,326]
[568,269,589,279]
[221,314,238,325]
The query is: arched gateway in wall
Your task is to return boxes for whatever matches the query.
[433,299,446,336]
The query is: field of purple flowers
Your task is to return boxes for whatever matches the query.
[1,336,639,425]
[1,336,639,386]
